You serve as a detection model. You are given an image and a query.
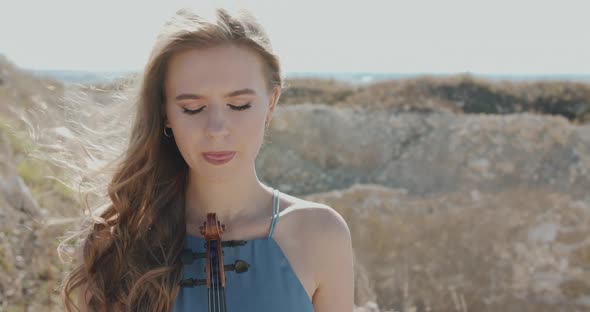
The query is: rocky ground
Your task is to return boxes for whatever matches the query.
[1,54,589,311]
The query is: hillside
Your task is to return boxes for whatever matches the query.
[0,54,589,311]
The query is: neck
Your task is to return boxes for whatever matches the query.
[184,164,273,236]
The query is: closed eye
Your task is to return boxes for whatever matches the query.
[182,103,252,115]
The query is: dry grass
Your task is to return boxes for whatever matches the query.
[277,74,590,124]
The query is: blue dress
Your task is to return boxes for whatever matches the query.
[173,188,315,312]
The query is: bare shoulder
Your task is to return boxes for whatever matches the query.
[276,193,354,310]
[277,192,350,239]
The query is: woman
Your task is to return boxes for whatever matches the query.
[60,6,354,312]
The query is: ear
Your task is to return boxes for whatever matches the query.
[266,85,281,121]
[162,101,172,127]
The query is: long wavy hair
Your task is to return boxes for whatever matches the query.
[55,6,284,311]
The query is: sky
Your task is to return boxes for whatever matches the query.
[0,0,589,74]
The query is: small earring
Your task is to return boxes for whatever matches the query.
[164,127,173,138]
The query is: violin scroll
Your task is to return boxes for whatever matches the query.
[179,213,251,293]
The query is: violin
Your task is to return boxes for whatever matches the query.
[179,213,251,311]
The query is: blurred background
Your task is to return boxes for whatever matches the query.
[0,0,589,311]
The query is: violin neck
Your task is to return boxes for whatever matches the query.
[208,238,227,311]
[208,287,227,312]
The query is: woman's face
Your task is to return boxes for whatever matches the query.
[164,44,279,180]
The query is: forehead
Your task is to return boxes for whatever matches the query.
[165,45,267,95]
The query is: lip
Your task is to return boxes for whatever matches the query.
[202,151,236,165]
[203,151,235,157]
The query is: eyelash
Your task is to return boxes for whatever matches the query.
[182,103,252,115]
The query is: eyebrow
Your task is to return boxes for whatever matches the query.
[175,88,257,101]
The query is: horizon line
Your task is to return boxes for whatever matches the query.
[27,68,590,77]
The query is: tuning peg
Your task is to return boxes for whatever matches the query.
[180,248,206,265]
[224,259,250,274]
[222,240,247,247]
[179,278,207,288]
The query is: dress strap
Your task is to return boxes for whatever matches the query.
[268,188,281,238]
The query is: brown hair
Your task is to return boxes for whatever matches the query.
[57,6,284,311]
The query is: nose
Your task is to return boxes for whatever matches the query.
[205,105,229,138]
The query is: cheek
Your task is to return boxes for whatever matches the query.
[171,117,198,142]
[230,103,266,132]
[166,113,199,159]
[240,113,264,133]
[169,125,195,164]
[246,113,269,148]
[244,113,267,150]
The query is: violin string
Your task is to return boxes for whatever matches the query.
[208,239,212,312]
[220,248,225,311]
[218,239,226,312]
[219,241,225,311]
[215,239,220,311]
[220,241,225,311]
[221,284,227,311]
[216,239,226,311]
[205,228,227,310]
[220,240,227,312]
[214,239,219,312]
